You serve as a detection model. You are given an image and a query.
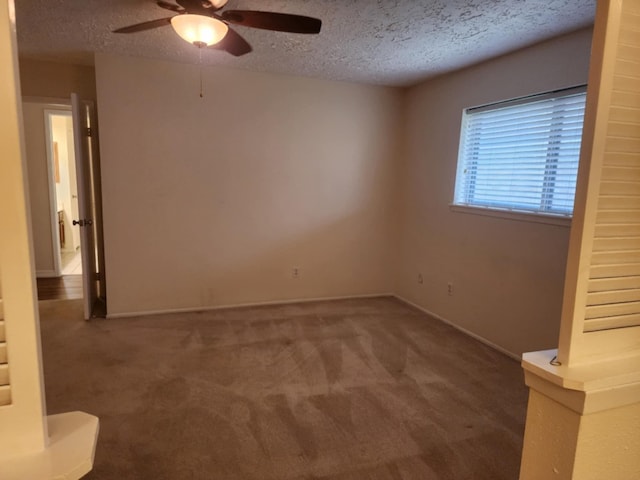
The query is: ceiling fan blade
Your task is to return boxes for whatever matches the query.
[210,27,252,56]
[157,1,184,13]
[113,17,174,33]
[221,10,322,34]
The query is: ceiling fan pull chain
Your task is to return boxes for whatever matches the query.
[198,44,204,98]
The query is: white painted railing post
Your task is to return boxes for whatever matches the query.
[0,0,49,459]
[0,2,99,478]
[520,1,640,478]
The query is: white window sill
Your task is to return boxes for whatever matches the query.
[449,204,572,227]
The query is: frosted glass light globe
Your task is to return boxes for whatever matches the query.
[170,14,228,46]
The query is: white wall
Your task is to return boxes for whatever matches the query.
[18,59,96,276]
[19,58,96,100]
[396,28,594,357]
[51,113,77,252]
[95,54,402,316]
[95,30,593,354]
[22,104,76,276]
[22,102,56,275]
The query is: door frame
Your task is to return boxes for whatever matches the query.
[24,96,107,316]
[43,104,73,277]
[71,93,108,318]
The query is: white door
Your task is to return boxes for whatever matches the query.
[67,118,81,251]
[71,93,100,319]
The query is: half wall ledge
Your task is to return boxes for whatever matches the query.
[519,349,640,480]
[1,411,99,480]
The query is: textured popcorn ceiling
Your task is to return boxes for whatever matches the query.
[14,0,595,87]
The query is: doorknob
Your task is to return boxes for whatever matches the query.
[73,219,93,227]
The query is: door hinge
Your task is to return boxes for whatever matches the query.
[85,127,92,137]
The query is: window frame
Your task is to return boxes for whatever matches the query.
[452,85,587,223]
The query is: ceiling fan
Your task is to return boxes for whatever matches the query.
[113,0,322,57]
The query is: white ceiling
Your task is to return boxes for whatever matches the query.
[14,0,596,87]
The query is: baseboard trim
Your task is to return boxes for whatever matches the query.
[106,293,395,319]
[393,295,521,362]
[36,270,58,278]
[105,293,522,361]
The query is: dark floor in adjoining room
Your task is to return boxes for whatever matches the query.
[39,296,527,480]
[36,275,83,300]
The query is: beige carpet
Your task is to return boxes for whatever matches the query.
[39,297,527,479]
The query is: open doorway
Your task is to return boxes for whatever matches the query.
[23,98,106,316]
[45,109,83,278]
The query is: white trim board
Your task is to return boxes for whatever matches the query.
[36,270,58,278]
[22,96,71,106]
[43,107,73,278]
[393,295,522,362]
[106,293,395,319]
[105,292,522,362]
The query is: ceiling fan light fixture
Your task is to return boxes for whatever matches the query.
[170,14,228,46]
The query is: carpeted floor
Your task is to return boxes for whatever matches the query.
[38,296,527,479]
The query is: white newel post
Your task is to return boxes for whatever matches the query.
[0,1,99,478]
[520,1,640,479]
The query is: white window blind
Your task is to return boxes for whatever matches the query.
[454,87,587,216]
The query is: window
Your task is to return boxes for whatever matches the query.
[454,86,587,217]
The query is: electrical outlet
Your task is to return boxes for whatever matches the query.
[447,282,454,296]
[418,273,424,284]
[292,267,300,279]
